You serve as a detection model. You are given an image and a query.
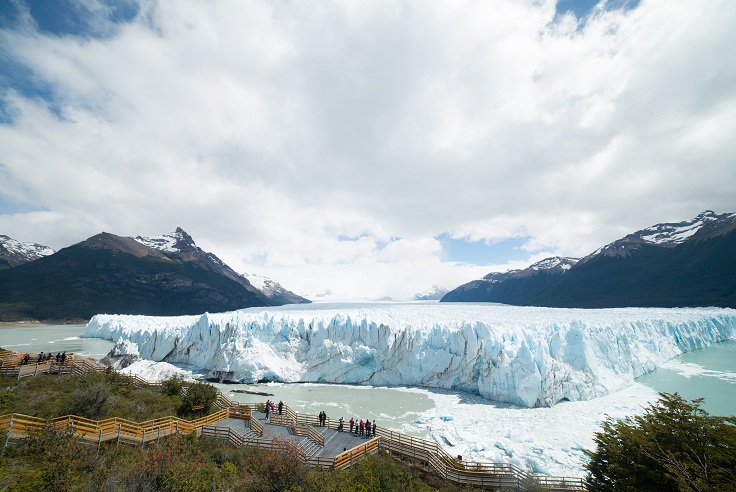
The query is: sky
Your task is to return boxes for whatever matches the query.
[1,0,735,301]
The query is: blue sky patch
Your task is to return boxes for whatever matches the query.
[556,0,640,19]
[0,0,139,38]
[436,234,533,265]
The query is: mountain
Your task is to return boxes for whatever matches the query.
[241,272,310,305]
[0,228,307,322]
[441,257,579,304]
[413,285,450,301]
[442,211,736,308]
[0,235,54,270]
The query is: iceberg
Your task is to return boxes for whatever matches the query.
[83,303,736,408]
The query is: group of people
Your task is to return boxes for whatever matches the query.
[264,400,285,419]
[263,401,377,437]
[18,351,67,365]
[348,417,376,438]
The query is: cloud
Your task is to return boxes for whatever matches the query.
[1,0,735,300]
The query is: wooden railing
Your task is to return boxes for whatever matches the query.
[306,425,324,447]
[1,409,231,449]
[249,414,264,437]
[374,427,584,490]
[334,437,379,470]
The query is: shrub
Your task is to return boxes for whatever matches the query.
[585,393,736,492]
[161,375,183,396]
[178,381,218,417]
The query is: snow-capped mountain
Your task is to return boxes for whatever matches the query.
[482,256,579,282]
[442,257,578,304]
[0,228,307,322]
[242,272,310,305]
[413,285,450,301]
[443,211,736,308]
[580,210,736,263]
[0,235,54,269]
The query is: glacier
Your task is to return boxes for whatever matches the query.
[83,302,736,408]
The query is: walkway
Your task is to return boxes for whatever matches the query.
[205,411,378,458]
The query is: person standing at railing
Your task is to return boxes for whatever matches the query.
[372,420,376,436]
[265,400,270,419]
[359,419,364,436]
[278,400,283,415]
[338,417,344,432]
[365,419,371,438]
[349,417,354,433]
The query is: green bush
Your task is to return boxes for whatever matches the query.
[161,375,183,396]
[178,381,218,417]
[585,393,736,492]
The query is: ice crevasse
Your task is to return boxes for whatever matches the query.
[84,303,736,408]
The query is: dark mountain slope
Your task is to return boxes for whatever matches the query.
[532,228,736,308]
[441,257,578,304]
[0,230,273,322]
[442,211,736,308]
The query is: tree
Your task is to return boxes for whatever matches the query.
[178,381,218,417]
[585,393,736,492]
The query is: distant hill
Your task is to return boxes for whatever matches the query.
[242,272,310,306]
[0,228,309,322]
[413,286,450,301]
[442,211,736,308]
[0,235,54,270]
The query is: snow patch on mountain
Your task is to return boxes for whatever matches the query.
[0,235,55,267]
[133,230,183,253]
[637,210,729,245]
[84,303,736,408]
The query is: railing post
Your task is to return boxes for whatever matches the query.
[2,415,13,453]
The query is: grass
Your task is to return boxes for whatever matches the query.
[0,372,182,421]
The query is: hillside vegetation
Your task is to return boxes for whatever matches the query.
[0,373,464,492]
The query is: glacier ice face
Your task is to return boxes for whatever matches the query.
[83,303,736,408]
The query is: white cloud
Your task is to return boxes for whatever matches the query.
[1,0,735,300]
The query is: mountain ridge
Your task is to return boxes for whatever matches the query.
[0,228,309,322]
[442,211,736,308]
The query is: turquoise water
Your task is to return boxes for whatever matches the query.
[0,324,114,359]
[635,339,736,416]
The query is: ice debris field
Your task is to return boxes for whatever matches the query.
[85,302,736,408]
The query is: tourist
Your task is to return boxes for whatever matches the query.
[265,400,270,419]
[372,420,377,436]
[349,417,354,433]
[359,419,364,436]
[37,352,43,363]
[365,419,371,437]
[338,417,344,432]
[61,352,66,364]
[278,400,283,415]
